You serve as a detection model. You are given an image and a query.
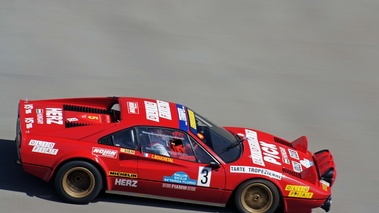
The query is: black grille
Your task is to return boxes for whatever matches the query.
[283,168,302,179]
[63,104,109,114]
[274,137,291,146]
[65,122,91,128]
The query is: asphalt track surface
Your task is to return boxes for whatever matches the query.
[1,1,378,213]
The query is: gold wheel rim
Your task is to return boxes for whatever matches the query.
[241,183,273,213]
[62,167,95,198]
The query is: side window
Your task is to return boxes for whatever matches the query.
[139,127,196,162]
[189,137,215,164]
[139,127,172,157]
[99,128,137,149]
[112,129,137,149]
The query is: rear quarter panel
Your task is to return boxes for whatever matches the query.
[20,134,113,182]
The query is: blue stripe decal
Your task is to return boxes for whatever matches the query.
[176,104,188,131]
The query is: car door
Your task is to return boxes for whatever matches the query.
[97,127,142,193]
[136,126,226,205]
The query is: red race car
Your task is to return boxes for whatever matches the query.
[15,97,336,213]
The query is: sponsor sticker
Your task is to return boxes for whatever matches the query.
[288,191,313,198]
[285,184,313,198]
[36,109,44,124]
[24,104,33,114]
[162,183,196,191]
[177,104,188,131]
[292,161,303,173]
[67,117,78,122]
[246,129,265,166]
[109,171,138,178]
[120,148,135,155]
[288,149,299,160]
[127,102,139,114]
[46,108,63,125]
[92,147,118,158]
[285,185,310,192]
[115,178,137,187]
[25,117,34,129]
[157,100,171,120]
[29,139,58,155]
[230,166,282,180]
[320,179,330,191]
[188,109,197,131]
[164,172,197,185]
[280,147,290,164]
[145,101,159,122]
[300,158,314,168]
[152,154,174,163]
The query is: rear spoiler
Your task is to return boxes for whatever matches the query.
[291,136,308,153]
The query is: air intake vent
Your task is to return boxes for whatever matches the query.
[283,168,302,179]
[63,104,110,114]
[65,122,91,128]
[98,135,113,146]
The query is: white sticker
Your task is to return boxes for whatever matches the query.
[46,108,63,125]
[127,102,139,114]
[24,104,33,114]
[157,100,172,120]
[197,166,212,187]
[230,166,282,180]
[29,139,58,155]
[288,149,299,160]
[145,101,159,122]
[246,129,265,166]
[292,161,302,173]
[92,147,118,158]
[300,158,313,168]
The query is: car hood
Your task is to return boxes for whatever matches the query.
[224,127,315,177]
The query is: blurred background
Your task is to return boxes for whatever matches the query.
[1,1,378,212]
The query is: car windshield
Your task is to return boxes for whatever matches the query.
[188,109,242,163]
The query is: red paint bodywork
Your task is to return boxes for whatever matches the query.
[15,97,336,212]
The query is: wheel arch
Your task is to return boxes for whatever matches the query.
[228,177,284,212]
[51,157,108,190]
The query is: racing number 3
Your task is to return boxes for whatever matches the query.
[197,166,212,187]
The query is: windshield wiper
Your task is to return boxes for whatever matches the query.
[219,134,245,155]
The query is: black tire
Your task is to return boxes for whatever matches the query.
[234,179,280,213]
[54,161,103,204]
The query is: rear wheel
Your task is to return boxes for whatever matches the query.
[54,161,103,204]
[234,179,280,213]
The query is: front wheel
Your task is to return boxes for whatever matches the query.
[234,179,280,213]
[54,161,103,204]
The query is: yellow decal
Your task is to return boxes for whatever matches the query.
[120,148,135,155]
[152,154,174,163]
[288,191,314,198]
[285,185,313,199]
[88,115,99,120]
[188,110,196,130]
[285,185,310,192]
[322,183,328,191]
[109,171,138,178]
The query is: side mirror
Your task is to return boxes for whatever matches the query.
[209,161,220,169]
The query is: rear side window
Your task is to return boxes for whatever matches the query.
[98,128,137,150]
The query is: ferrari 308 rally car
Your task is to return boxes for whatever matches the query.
[15,97,336,213]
